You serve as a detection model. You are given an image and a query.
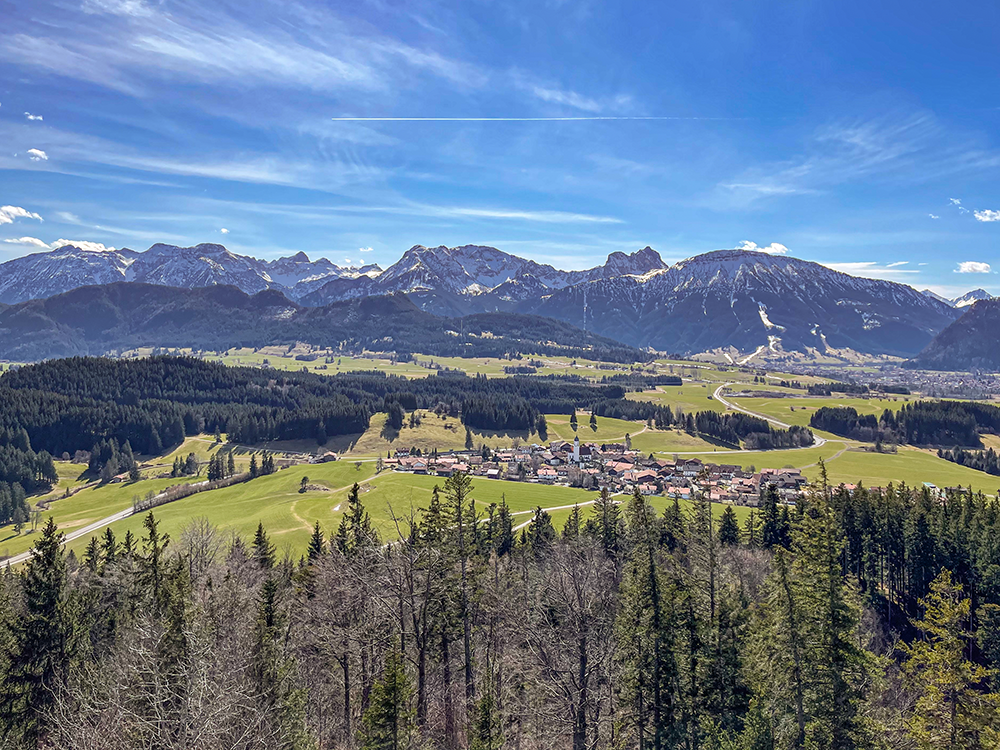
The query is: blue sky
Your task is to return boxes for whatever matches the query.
[1,0,999,296]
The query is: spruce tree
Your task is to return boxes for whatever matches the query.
[902,570,1000,749]
[360,647,414,750]
[335,483,379,556]
[717,506,740,546]
[0,519,72,746]
[253,522,276,570]
[307,520,325,561]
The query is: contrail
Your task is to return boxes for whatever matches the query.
[330,116,734,122]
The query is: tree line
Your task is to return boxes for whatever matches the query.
[810,400,1000,447]
[3,469,999,748]
[0,357,632,459]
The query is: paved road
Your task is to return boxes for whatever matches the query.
[712,382,827,448]
[4,505,137,567]
[5,480,211,567]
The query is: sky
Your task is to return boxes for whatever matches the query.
[1,0,999,297]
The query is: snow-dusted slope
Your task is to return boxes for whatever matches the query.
[532,249,960,357]
[952,289,994,308]
[301,244,668,308]
[0,245,135,304]
[0,244,375,304]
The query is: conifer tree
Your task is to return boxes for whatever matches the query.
[586,487,623,560]
[307,521,325,561]
[253,522,276,570]
[360,647,414,750]
[0,519,72,746]
[718,506,740,546]
[616,490,679,749]
[902,570,1000,749]
[336,483,379,556]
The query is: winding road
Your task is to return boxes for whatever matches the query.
[711,383,827,448]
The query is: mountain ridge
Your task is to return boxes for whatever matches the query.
[0,282,642,363]
[0,242,962,359]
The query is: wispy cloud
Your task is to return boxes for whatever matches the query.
[23,112,42,121]
[0,1,483,96]
[929,214,939,219]
[0,205,43,224]
[823,261,919,281]
[359,246,373,252]
[329,116,718,122]
[26,148,48,161]
[956,261,992,273]
[426,206,623,224]
[220,227,230,234]
[721,113,1000,204]
[974,209,1000,222]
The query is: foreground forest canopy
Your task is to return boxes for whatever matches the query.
[1,471,999,749]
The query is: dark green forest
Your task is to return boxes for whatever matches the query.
[810,400,1000,447]
[2,471,999,748]
[0,357,807,463]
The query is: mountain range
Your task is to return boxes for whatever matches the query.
[0,283,640,363]
[0,243,382,306]
[0,241,967,360]
[907,298,1000,371]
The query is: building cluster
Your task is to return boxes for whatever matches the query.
[384,435,807,506]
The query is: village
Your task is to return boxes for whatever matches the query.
[377,434,808,507]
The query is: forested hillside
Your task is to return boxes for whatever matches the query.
[0,357,808,460]
[2,472,999,748]
[0,282,643,363]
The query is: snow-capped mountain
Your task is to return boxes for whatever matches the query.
[301,243,668,309]
[920,288,996,308]
[0,241,961,359]
[0,244,137,304]
[0,243,380,304]
[531,249,960,358]
[952,288,994,308]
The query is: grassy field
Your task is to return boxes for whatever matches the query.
[58,460,378,560]
[627,384,726,413]
[808,447,1000,495]
[727,395,913,429]
[0,472,208,561]
[545,414,644,443]
[629,429,727,454]
[55,467,760,560]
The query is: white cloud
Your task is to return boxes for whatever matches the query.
[0,205,43,225]
[342,257,353,265]
[886,261,910,268]
[2,236,49,248]
[929,213,939,219]
[220,227,229,234]
[974,210,1000,222]
[737,240,788,255]
[24,112,43,121]
[359,246,373,252]
[53,239,116,252]
[950,198,962,205]
[27,148,48,161]
[956,261,992,274]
